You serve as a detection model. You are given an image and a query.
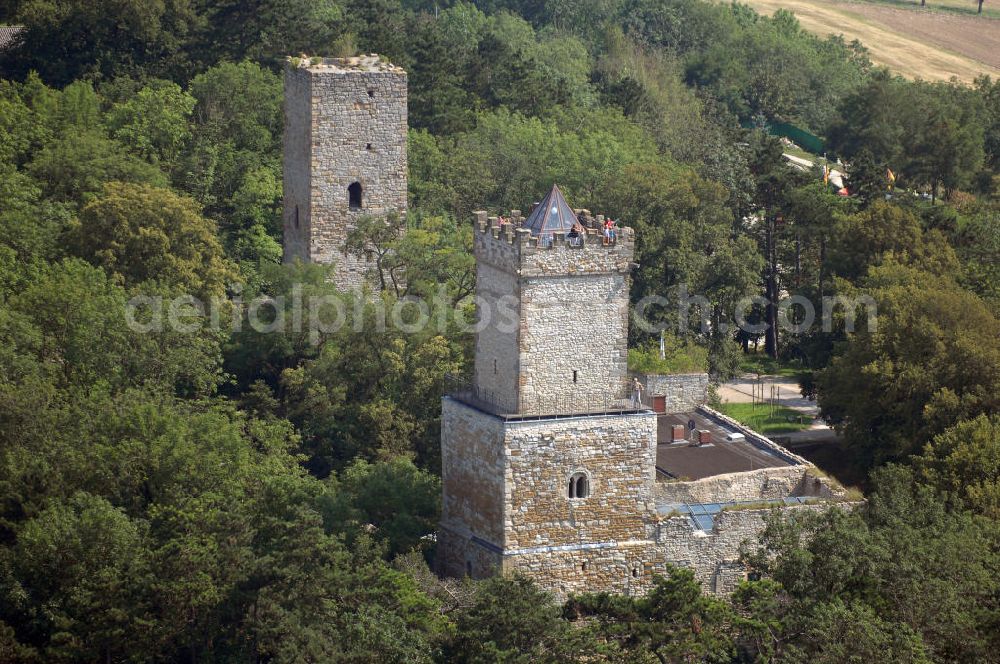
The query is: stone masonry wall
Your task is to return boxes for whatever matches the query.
[471,215,636,414]
[282,58,407,290]
[502,412,658,549]
[282,67,311,262]
[656,506,825,593]
[500,504,841,597]
[440,398,507,549]
[437,525,503,580]
[634,372,709,413]
[472,261,521,410]
[504,540,663,597]
[518,273,630,412]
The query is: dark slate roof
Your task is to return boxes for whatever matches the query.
[655,411,791,480]
[0,25,24,51]
[522,184,578,237]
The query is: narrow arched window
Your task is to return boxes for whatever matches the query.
[348,182,362,209]
[569,472,589,499]
[294,205,300,229]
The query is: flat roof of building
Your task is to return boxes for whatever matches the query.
[655,411,792,480]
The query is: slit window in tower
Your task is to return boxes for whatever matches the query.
[348,182,362,209]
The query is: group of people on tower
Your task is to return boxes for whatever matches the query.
[564,213,617,246]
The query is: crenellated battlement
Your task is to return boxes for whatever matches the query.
[472,210,636,277]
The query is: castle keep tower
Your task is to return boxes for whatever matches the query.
[472,185,633,416]
[439,186,660,594]
[282,55,407,290]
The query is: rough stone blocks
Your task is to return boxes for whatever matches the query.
[282,56,407,291]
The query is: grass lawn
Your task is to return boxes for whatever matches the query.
[738,353,804,378]
[718,402,814,434]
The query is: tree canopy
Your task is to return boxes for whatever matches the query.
[0,0,998,660]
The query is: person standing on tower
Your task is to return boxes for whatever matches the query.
[631,377,643,409]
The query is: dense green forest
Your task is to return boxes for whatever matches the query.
[0,0,999,661]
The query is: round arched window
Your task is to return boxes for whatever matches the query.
[348,181,363,209]
[568,472,589,499]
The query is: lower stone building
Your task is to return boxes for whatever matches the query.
[438,387,846,596]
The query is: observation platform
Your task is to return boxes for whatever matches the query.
[444,375,650,422]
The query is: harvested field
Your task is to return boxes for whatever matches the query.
[740,0,1000,82]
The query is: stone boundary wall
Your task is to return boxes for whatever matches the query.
[499,503,855,597]
[633,372,709,412]
[656,503,834,593]
[653,466,845,504]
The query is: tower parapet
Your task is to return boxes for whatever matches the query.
[466,188,638,418]
[472,210,636,278]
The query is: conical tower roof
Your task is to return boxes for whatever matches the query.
[522,184,577,236]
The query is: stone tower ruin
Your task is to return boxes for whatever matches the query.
[438,186,661,593]
[282,54,407,290]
